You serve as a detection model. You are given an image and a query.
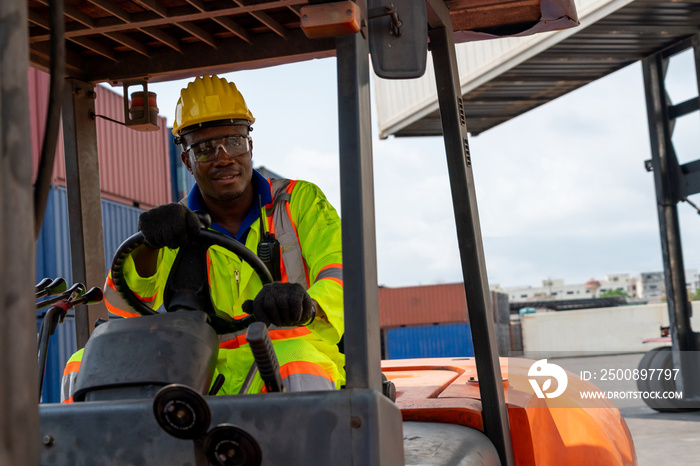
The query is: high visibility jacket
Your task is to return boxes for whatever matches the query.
[63,178,344,400]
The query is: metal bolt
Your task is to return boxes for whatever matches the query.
[350,416,362,428]
[42,435,54,447]
[87,91,97,100]
[74,88,85,97]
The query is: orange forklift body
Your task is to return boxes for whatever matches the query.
[383,357,637,465]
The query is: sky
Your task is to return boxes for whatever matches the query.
[138,46,700,291]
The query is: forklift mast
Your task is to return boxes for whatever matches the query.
[641,37,700,402]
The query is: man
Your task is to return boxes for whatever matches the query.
[62,75,344,400]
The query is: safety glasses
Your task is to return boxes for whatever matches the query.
[185,134,250,163]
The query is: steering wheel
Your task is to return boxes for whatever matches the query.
[110,228,274,334]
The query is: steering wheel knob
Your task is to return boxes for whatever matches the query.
[195,210,212,229]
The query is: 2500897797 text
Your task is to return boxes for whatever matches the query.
[579,368,679,382]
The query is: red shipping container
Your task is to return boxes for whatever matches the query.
[29,68,172,209]
[379,283,469,329]
[378,284,510,329]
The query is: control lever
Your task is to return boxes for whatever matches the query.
[69,286,104,307]
[36,283,86,310]
[38,287,104,400]
[35,278,53,293]
[35,277,67,299]
[246,322,284,393]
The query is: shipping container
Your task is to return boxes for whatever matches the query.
[378,283,468,328]
[100,195,147,268]
[36,185,73,287]
[374,0,617,138]
[36,185,144,289]
[378,283,510,329]
[510,320,524,355]
[491,290,510,324]
[384,323,474,360]
[494,322,511,357]
[168,129,196,202]
[29,68,172,209]
[257,166,285,180]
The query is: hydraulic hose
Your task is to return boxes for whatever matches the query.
[34,0,65,239]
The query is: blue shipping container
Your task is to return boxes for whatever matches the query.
[385,323,474,359]
[36,185,73,286]
[36,185,145,287]
[36,185,144,403]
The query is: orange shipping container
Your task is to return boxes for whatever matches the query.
[378,283,509,329]
[29,68,172,209]
[379,283,468,329]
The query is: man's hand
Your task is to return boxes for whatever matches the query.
[138,203,203,249]
[242,282,315,327]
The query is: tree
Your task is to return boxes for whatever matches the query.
[690,289,700,301]
[599,288,629,298]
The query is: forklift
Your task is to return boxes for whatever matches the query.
[5,0,635,464]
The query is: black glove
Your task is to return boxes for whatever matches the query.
[138,203,203,249]
[242,282,315,327]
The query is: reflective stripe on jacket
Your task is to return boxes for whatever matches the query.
[60,349,83,403]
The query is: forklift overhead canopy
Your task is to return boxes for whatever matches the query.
[376,0,700,137]
[27,0,577,84]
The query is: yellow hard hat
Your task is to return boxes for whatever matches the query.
[172,75,255,136]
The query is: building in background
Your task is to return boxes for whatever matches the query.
[691,270,700,293]
[497,269,699,305]
[636,272,665,299]
[636,269,698,299]
[497,274,638,302]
